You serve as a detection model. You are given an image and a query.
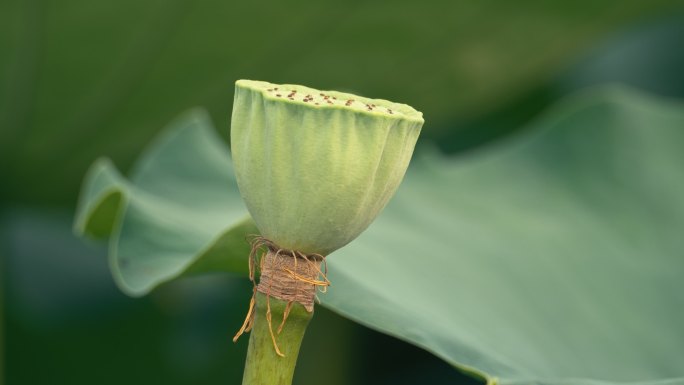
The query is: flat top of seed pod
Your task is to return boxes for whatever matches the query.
[236,79,424,123]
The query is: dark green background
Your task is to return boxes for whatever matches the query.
[2,1,684,384]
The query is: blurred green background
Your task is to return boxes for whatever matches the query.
[2,0,684,384]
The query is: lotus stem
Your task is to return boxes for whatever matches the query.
[241,292,313,385]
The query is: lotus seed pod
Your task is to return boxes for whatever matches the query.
[230,80,423,256]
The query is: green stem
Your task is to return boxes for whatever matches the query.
[242,292,313,385]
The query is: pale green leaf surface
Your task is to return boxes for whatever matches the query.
[327,87,684,384]
[74,109,256,296]
[75,88,684,384]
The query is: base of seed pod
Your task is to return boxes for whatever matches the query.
[234,236,330,355]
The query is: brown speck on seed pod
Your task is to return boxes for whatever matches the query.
[274,87,279,90]
[267,89,273,92]
[388,109,393,114]
[276,94,282,97]
[289,97,294,100]
[319,93,324,96]
[332,96,337,100]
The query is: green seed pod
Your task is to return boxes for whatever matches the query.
[230,80,423,256]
